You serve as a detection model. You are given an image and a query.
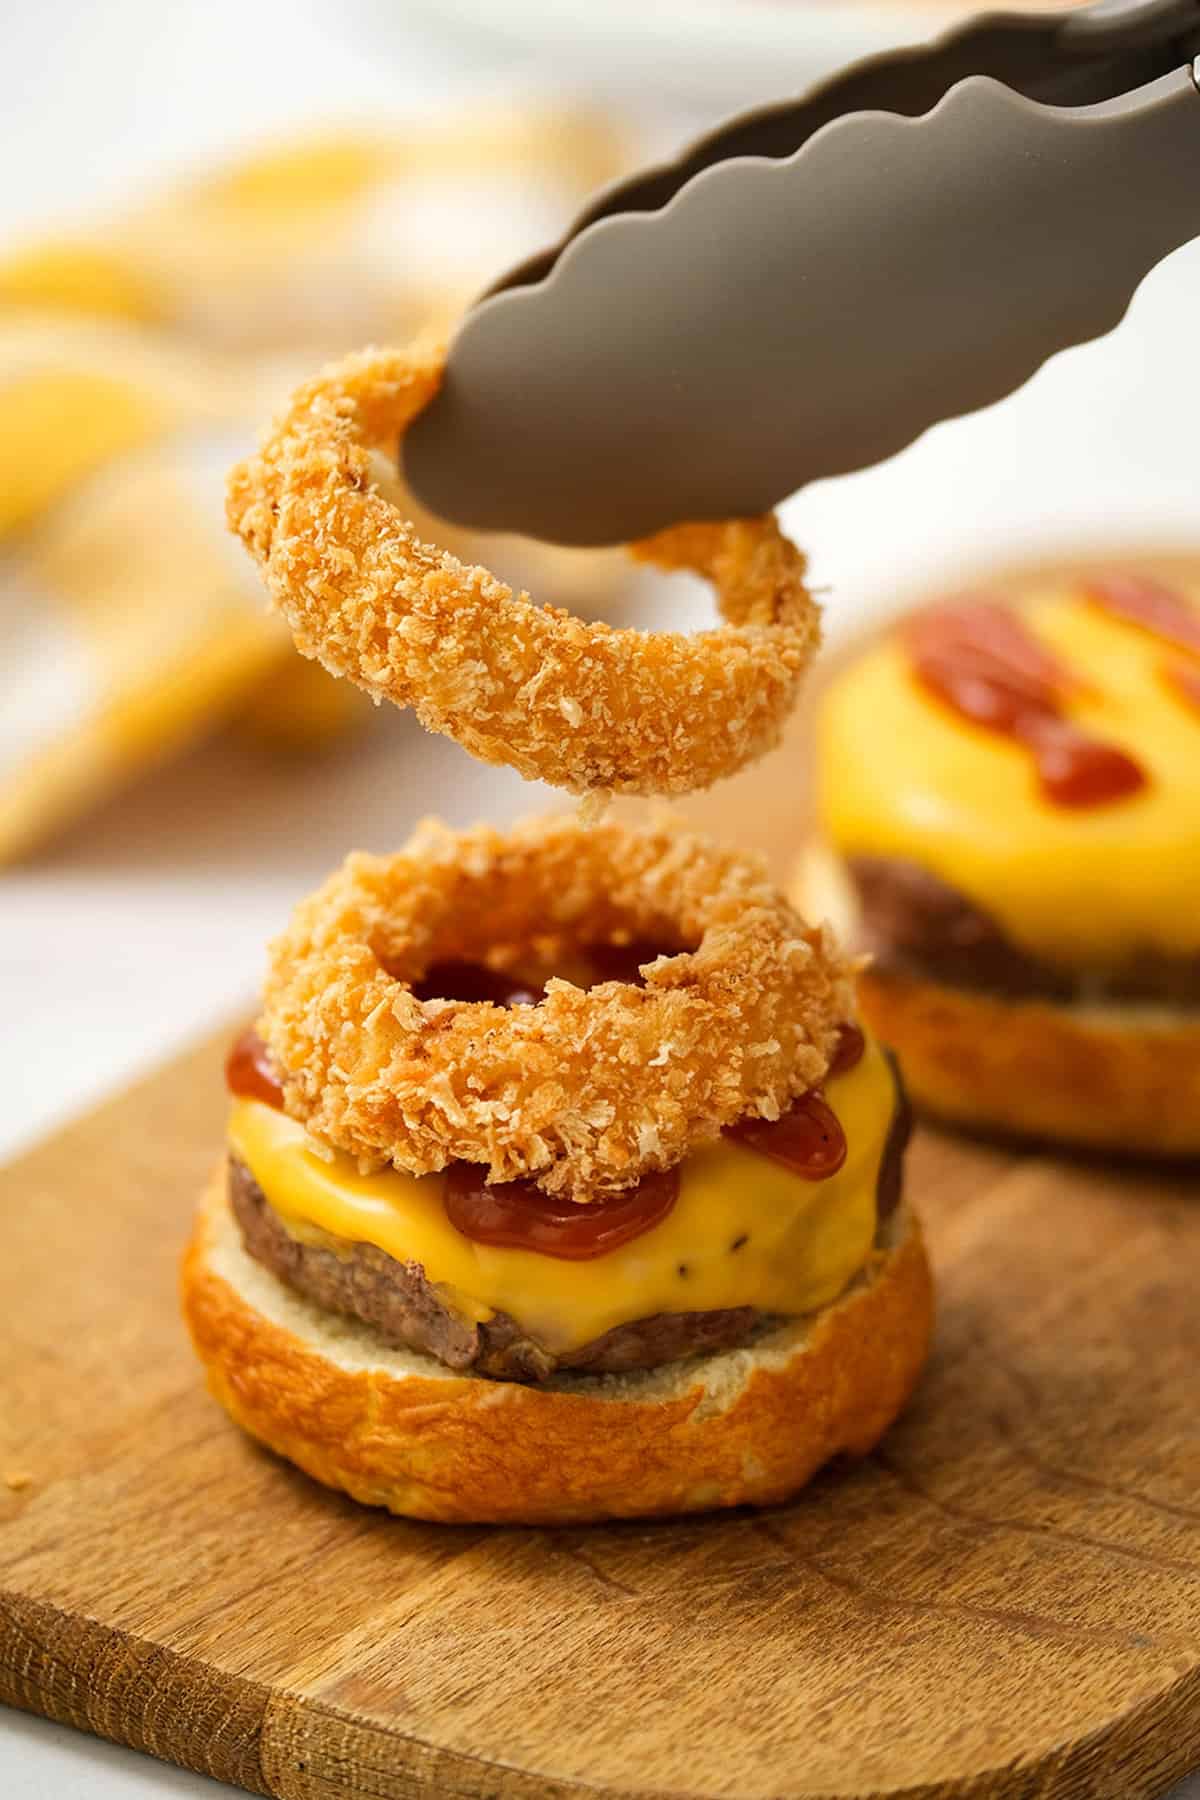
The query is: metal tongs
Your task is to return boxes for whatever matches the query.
[404,0,1200,546]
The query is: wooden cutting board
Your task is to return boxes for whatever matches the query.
[4,672,1200,1798]
[4,1011,1200,1799]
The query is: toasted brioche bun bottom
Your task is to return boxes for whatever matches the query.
[856,966,1200,1158]
[793,844,1200,1159]
[181,1171,933,1525]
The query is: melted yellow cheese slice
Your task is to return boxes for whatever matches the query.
[227,1036,895,1355]
[818,580,1200,968]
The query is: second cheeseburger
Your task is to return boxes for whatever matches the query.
[183,814,931,1524]
[804,568,1200,1155]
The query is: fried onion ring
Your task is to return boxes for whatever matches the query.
[227,344,820,797]
[260,813,853,1200]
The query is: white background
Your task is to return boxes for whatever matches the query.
[2,2,1198,1795]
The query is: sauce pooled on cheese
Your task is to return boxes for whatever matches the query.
[907,598,1147,808]
[443,1164,681,1260]
[1086,573,1200,721]
[1086,572,1200,656]
[225,1026,285,1111]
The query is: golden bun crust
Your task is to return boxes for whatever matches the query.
[181,1172,933,1525]
[857,965,1200,1158]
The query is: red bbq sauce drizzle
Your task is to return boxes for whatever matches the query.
[404,942,684,1008]
[729,1093,848,1181]
[726,1024,871,1182]
[827,1020,865,1078]
[906,598,1147,808]
[225,1027,285,1110]
[410,960,540,1007]
[1086,572,1200,656]
[444,1164,679,1260]
[586,939,685,986]
[1085,572,1200,721]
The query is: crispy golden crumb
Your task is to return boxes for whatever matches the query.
[4,1471,32,1492]
[259,813,854,1200]
[226,343,821,798]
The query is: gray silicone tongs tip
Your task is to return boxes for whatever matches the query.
[405,0,1200,547]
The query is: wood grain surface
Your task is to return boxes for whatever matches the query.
[4,1014,1200,1799]
[3,581,1200,1797]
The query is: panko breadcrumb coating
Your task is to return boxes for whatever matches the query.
[260,814,855,1200]
[226,343,821,798]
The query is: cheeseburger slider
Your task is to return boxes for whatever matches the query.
[183,814,931,1525]
[802,567,1200,1156]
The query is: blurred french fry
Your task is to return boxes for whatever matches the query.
[235,656,371,756]
[0,365,167,537]
[0,110,635,860]
[1,110,629,355]
[0,439,283,863]
[0,239,161,322]
[0,317,300,537]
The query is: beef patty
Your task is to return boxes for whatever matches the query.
[229,1067,908,1384]
[230,1159,762,1382]
[849,855,1200,1006]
